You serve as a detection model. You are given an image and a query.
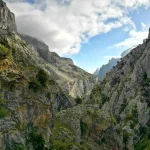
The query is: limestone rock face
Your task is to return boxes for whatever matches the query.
[0,0,17,33]
[95,48,132,81]
[98,58,120,81]
[93,68,99,76]
[89,29,150,149]
[19,34,98,98]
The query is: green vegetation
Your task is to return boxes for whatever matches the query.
[0,44,13,60]
[36,69,49,87]
[0,44,10,57]
[123,130,131,145]
[29,79,42,92]
[135,121,150,150]
[29,69,50,92]
[0,94,8,118]
[80,121,88,136]
[28,129,45,150]
[111,77,120,86]
[9,144,25,150]
[75,97,83,105]
[141,72,150,107]
[50,118,87,150]
[101,93,109,105]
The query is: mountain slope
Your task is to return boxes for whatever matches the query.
[52,32,150,150]
[0,1,72,149]
[95,48,132,81]
[18,34,98,98]
[98,58,120,81]
[89,32,150,149]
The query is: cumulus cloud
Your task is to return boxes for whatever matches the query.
[5,0,150,55]
[114,23,149,49]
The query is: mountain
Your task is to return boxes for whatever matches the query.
[1,0,150,150]
[0,1,97,149]
[19,34,98,98]
[93,68,99,76]
[98,58,120,81]
[52,32,150,149]
[95,48,132,81]
[89,35,150,149]
[121,47,134,57]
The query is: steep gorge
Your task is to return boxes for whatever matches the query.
[0,0,150,150]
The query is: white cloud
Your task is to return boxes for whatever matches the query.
[5,0,150,56]
[114,23,149,49]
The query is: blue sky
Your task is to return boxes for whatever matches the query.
[6,0,150,73]
[69,6,150,73]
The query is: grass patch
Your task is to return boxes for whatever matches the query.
[0,44,13,61]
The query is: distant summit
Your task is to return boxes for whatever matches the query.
[94,48,133,81]
[0,0,17,33]
[93,68,100,76]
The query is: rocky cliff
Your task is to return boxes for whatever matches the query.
[19,34,98,98]
[93,68,99,76]
[0,0,16,33]
[98,58,120,81]
[95,48,132,81]
[0,1,71,149]
[51,32,150,150]
[1,0,150,150]
[0,1,98,149]
[89,32,150,149]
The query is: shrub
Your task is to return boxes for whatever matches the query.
[143,72,148,81]
[29,69,50,92]
[101,93,109,105]
[80,121,88,136]
[0,94,8,118]
[111,77,120,86]
[75,97,82,105]
[0,44,10,57]
[29,79,41,92]
[36,69,48,87]
[123,130,131,144]
[0,44,13,60]
[139,126,147,135]
[29,129,45,150]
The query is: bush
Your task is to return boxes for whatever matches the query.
[36,69,48,87]
[0,44,13,60]
[101,93,109,105]
[111,77,120,86]
[80,121,88,136]
[0,44,10,57]
[123,130,131,144]
[139,126,147,135]
[29,69,49,92]
[75,97,82,105]
[29,129,45,150]
[0,94,8,118]
[29,79,41,92]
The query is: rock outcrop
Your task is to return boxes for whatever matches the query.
[95,48,132,81]
[0,0,17,33]
[93,68,99,76]
[19,34,98,98]
[0,1,97,149]
[89,29,150,149]
[98,58,120,81]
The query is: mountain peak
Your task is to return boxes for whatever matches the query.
[0,0,17,33]
[0,0,6,7]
